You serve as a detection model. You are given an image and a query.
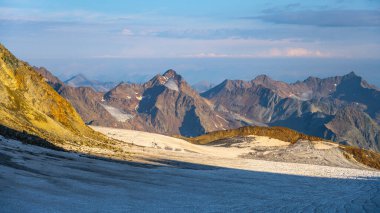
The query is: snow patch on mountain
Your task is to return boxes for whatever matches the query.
[164,79,179,91]
[101,104,133,122]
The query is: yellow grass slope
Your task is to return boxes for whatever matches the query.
[184,126,324,145]
[0,43,114,149]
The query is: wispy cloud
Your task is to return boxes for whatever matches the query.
[0,7,107,22]
[280,48,326,57]
[185,48,329,58]
[254,10,380,27]
[1,3,379,61]
[121,28,134,36]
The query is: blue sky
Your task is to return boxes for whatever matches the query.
[1,0,379,85]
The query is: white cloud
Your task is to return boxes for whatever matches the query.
[188,53,230,58]
[1,6,373,60]
[121,28,134,36]
[184,48,329,59]
[256,48,329,58]
[0,7,105,22]
[285,48,325,57]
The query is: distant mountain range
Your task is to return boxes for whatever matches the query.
[203,72,380,151]
[0,41,378,152]
[192,81,215,93]
[64,74,119,92]
[34,65,380,151]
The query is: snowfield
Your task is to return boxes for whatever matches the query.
[100,104,134,122]
[92,126,373,170]
[1,132,380,212]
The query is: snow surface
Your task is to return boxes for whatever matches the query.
[91,126,371,169]
[164,79,179,91]
[101,104,133,122]
[1,135,380,212]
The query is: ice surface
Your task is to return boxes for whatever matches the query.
[1,136,380,212]
[101,104,133,122]
[164,79,179,91]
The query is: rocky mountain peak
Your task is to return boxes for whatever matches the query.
[65,74,90,85]
[344,71,359,78]
[340,71,378,90]
[163,69,183,85]
[339,72,363,87]
[201,79,251,99]
[63,74,118,92]
[253,74,273,84]
[144,69,194,95]
[303,76,321,84]
[163,69,179,78]
[224,79,251,89]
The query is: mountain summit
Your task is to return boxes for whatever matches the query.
[64,74,118,92]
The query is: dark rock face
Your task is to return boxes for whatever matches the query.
[333,73,380,122]
[179,106,205,137]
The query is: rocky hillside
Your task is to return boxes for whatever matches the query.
[0,44,114,150]
[326,106,380,151]
[33,66,64,91]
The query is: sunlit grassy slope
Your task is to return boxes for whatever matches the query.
[0,43,116,150]
[183,126,324,145]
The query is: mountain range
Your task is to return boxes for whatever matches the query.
[203,72,380,151]
[64,74,118,92]
[33,64,380,152]
[192,81,215,93]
